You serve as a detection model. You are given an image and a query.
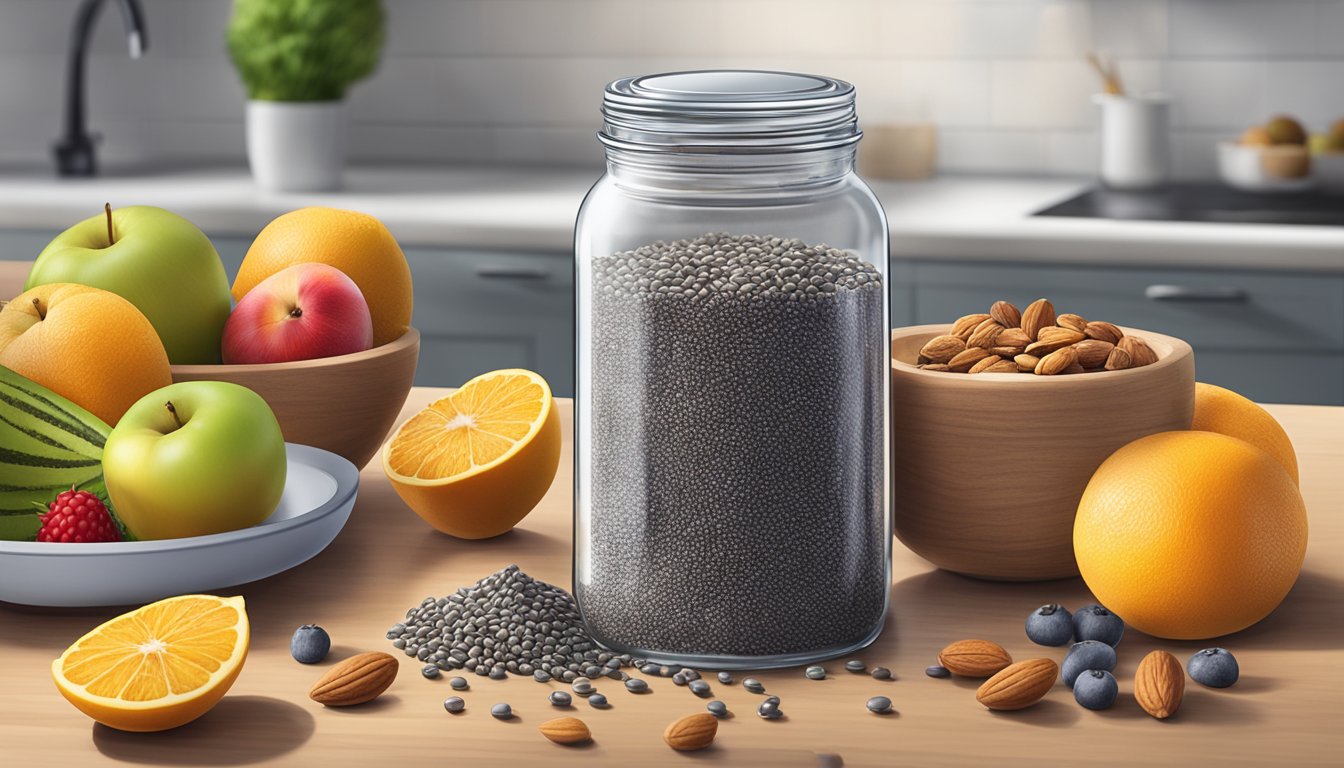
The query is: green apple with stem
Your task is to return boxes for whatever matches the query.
[103,381,287,540]
[27,204,232,364]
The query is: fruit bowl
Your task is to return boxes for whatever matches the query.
[1217,141,1316,192]
[889,324,1195,581]
[172,328,419,469]
[0,443,357,607]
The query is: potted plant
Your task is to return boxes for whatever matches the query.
[227,0,385,192]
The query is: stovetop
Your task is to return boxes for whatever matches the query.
[1033,184,1344,227]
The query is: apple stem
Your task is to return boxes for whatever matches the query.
[31,297,44,320]
[289,307,303,319]
[165,401,183,430]
[105,202,115,247]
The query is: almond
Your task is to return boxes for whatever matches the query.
[664,713,718,751]
[947,347,993,373]
[310,651,398,706]
[938,639,1013,678]
[995,328,1032,352]
[1014,354,1040,372]
[990,300,1022,329]
[967,355,1004,374]
[1057,313,1088,333]
[966,319,1005,350]
[1084,320,1124,344]
[1020,298,1056,340]
[1073,339,1115,369]
[1104,346,1133,371]
[1135,650,1184,720]
[919,363,951,372]
[1034,346,1078,376]
[919,334,966,364]
[951,313,992,340]
[981,359,1021,374]
[539,716,592,746]
[976,658,1058,711]
[1025,327,1085,355]
[1117,335,1158,367]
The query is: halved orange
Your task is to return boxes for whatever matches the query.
[383,369,561,539]
[51,594,249,732]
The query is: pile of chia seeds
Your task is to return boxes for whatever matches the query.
[387,565,634,680]
[581,232,887,659]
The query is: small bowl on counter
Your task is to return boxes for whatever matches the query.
[889,324,1194,581]
[172,328,420,470]
[1217,141,1316,193]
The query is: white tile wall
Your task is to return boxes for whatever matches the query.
[0,0,1340,178]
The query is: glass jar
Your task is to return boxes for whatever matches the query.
[574,71,890,668]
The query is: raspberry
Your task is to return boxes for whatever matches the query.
[37,489,122,543]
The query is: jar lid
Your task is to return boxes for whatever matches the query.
[600,70,859,153]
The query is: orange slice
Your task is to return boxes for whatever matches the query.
[51,594,248,732]
[383,369,561,539]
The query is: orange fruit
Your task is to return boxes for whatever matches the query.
[233,208,412,347]
[0,283,171,425]
[384,369,560,539]
[52,594,249,732]
[1074,431,1307,640]
[1193,381,1298,484]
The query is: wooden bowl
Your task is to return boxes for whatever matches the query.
[172,329,420,470]
[889,324,1194,581]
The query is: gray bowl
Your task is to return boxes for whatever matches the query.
[0,443,357,607]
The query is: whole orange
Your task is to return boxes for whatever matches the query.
[1193,381,1298,484]
[1074,430,1307,640]
[0,284,171,425]
[233,208,412,347]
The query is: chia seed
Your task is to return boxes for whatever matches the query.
[385,565,633,683]
[582,233,887,660]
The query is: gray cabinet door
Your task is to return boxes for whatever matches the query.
[404,248,574,395]
[902,260,1344,405]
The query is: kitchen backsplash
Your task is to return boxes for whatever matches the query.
[0,0,1341,178]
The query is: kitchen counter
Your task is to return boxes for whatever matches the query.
[0,167,1341,270]
[1,389,1339,767]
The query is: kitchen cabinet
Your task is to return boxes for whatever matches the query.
[214,238,576,396]
[891,259,1344,405]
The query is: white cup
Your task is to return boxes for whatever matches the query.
[1094,94,1170,190]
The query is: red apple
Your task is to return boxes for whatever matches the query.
[222,263,374,364]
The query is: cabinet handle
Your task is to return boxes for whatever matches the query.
[1144,284,1248,302]
[475,265,550,280]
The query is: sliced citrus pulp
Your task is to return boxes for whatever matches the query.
[384,369,561,539]
[51,594,249,732]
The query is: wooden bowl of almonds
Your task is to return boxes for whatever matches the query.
[889,299,1195,581]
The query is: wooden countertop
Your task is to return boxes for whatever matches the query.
[2,389,1340,767]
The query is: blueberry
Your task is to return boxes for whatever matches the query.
[1188,648,1239,688]
[290,624,330,664]
[925,665,950,678]
[1073,670,1118,710]
[1025,604,1074,646]
[1073,605,1124,646]
[1061,640,1117,688]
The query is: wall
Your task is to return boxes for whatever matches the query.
[0,0,1341,178]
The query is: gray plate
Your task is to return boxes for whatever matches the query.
[0,443,357,607]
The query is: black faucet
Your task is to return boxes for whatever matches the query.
[54,0,148,177]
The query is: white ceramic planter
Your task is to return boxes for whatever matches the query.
[246,100,347,192]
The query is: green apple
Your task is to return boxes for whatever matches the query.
[27,205,232,364]
[103,381,287,540]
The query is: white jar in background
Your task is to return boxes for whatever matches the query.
[1095,94,1170,190]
